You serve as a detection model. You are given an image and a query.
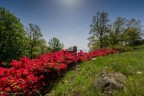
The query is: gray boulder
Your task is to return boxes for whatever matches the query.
[93,71,127,93]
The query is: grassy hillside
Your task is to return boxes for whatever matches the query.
[46,45,144,96]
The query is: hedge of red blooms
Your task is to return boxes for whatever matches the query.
[0,48,118,95]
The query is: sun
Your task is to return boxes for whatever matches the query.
[61,0,79,5]
[58,0,82,9]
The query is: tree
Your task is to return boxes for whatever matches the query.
[48,37,64,52]
[33,38,48,55]
[124,28,142,46]
[26,23,43,58]
[107,17,142,46]
[88,11,109,49]
[0,7,28,64]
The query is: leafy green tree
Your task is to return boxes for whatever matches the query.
[88,40,100,51]
[124,28,142,46]
[88,11,143,51]
[48,37,64,52]
[89,11,109,49]
[107,17,142,46]
[26,23,44,58]
[0,7,28,64]
[33,38,48,55]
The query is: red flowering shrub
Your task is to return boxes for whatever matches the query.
[0,49,118,95]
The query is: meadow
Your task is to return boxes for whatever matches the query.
[47,45,144,96]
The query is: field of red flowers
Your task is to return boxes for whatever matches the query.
[0,49,118,95]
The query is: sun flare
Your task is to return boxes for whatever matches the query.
[58,0,82,9]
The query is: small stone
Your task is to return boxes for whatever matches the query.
[136,71,143,74]
[92,58,97,60]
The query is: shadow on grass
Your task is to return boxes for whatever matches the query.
[41,63,81,95]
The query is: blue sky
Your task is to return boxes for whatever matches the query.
[0,0,144,51]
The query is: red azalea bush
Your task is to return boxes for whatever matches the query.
[0,49,118,95]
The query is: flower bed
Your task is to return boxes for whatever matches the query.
[0,49,118,95]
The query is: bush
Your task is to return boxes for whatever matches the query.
[0,49,118,95]
[111,45,133,52]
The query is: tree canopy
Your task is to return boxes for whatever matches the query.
[88,11,143,51]
[0,7,28,64]
[26,23,47,58]
[48,37,64,52]
[89,11,109,49]
[107,17,142,45]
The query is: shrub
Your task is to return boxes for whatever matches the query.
[0,49,118,95]
[111,45,133,52]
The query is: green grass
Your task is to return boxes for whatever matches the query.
[46,45,144,96]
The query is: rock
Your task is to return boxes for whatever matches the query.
[93,71,127,93]
[92,58,97,60]
[136,70,143,74]
[91,58,97,60]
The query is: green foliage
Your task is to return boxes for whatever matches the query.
[89,36,110,51]
[110,45,134,52]
[124,28,142,46]
[0,7,28,64]
[48,37,64,52]
[89,11,109,49]
[88,40,99,51]
[36,38,48,54]
[47,45,144,96]
[30,39,48,57]
[88,12,143,51]
[26,23,47,58]
[108,17,142,46]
